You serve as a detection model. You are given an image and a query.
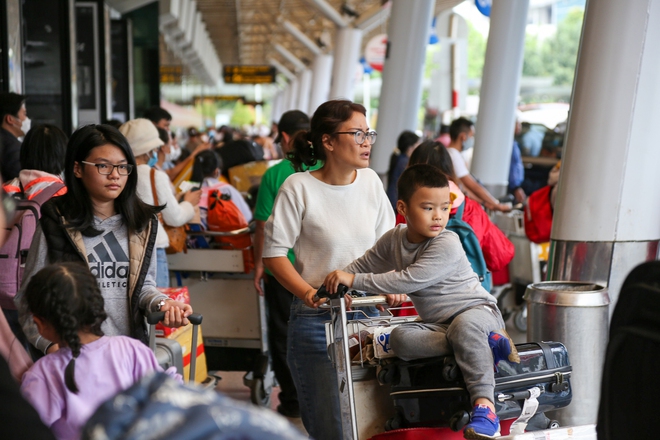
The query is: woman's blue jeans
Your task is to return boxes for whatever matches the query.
[155,248,170,288]
[286,296,379,440]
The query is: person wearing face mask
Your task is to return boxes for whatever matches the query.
[0,93,31,181]
[446,117,511,212]
[120,119,201,287]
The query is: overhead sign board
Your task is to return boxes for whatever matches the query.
[223,65,276,84]
[193,95,246,102]
[161,65,183,84]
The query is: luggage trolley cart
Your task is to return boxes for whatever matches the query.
[320,287,572,439]
[320,287,418,440]
[166,226,274,406]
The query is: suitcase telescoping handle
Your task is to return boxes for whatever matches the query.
[497,386,544,403]
[147,312,203,383]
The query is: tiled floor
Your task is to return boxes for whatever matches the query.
[213,370,308,436]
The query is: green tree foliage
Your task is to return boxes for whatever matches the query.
[230,101,255,127]
[470,7,584,86]
[523,34,545,77]
[467,23,487,79]
[542,8,584,85]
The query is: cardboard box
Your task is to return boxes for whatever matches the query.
[166,323,208,383]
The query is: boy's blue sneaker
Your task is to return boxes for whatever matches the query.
[488,331,512,368]
[489,330,521,369]
[464,404,501,439]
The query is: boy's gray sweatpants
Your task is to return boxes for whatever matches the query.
[389,303,505,404]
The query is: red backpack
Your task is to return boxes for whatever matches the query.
[206,189,253,273]
[524,185,554,243]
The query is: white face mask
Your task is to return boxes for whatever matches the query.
[166,144,181,162]
[20,116,31,136]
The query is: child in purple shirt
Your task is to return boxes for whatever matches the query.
[20,263,178,440]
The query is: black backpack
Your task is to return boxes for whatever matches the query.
[597,261,660,439]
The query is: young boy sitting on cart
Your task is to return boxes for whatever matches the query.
[319,164,518,439]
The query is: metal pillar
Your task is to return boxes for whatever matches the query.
[329,27,362,100]
[372,0,435,175]
[309,53,333,115]
[297,69,312,115]
[470,0,529,198]
[546,0,660,426]
[286,77,299,112]
[271,90,284,123]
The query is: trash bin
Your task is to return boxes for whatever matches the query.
[524,281,610,427]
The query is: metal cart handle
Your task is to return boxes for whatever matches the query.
[314,284,391,306]
[186,222,255,238]
[313,284,349,302]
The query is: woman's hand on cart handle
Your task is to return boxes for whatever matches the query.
[304,288,326,308]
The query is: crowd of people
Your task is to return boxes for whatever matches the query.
[0,90,528,440]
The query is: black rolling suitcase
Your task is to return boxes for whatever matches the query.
[381,341,572,432]
[597,261,660,440]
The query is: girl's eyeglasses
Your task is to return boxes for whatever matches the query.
[81,161,134,176]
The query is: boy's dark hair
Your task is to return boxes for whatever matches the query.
[20,124,68,175]
[143,106,172,123]
[449,117,474,141]
[409,140,459,183]
[0,92,26,122]
[397,164,449,204]
[25,262,107,394]
[289,99,366,172]
[191,150,222,182]
[61,124,160,236]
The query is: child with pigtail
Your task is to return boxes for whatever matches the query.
[20,263,178,440]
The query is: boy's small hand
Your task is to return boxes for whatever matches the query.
[323,270,355,295]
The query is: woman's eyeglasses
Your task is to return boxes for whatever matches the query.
[333,130,377,145]
[81,161,134,176]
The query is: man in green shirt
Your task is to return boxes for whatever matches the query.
[253,110,320,418]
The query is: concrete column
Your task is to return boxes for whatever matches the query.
[297,69,313,114]
[281,86,292,113]
[255,84,263,125]
[286,77,300,111]
[330,27,362,100]
[309,53,334,115]
[546,0,660,426]
[271,91,284,123]
[549,1,660,303]
[372,0,435,175]
[470,0,529,198]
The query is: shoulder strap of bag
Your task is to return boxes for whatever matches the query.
[455,200,466,221]
[30,182,66,206]
[150,168,160,206]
